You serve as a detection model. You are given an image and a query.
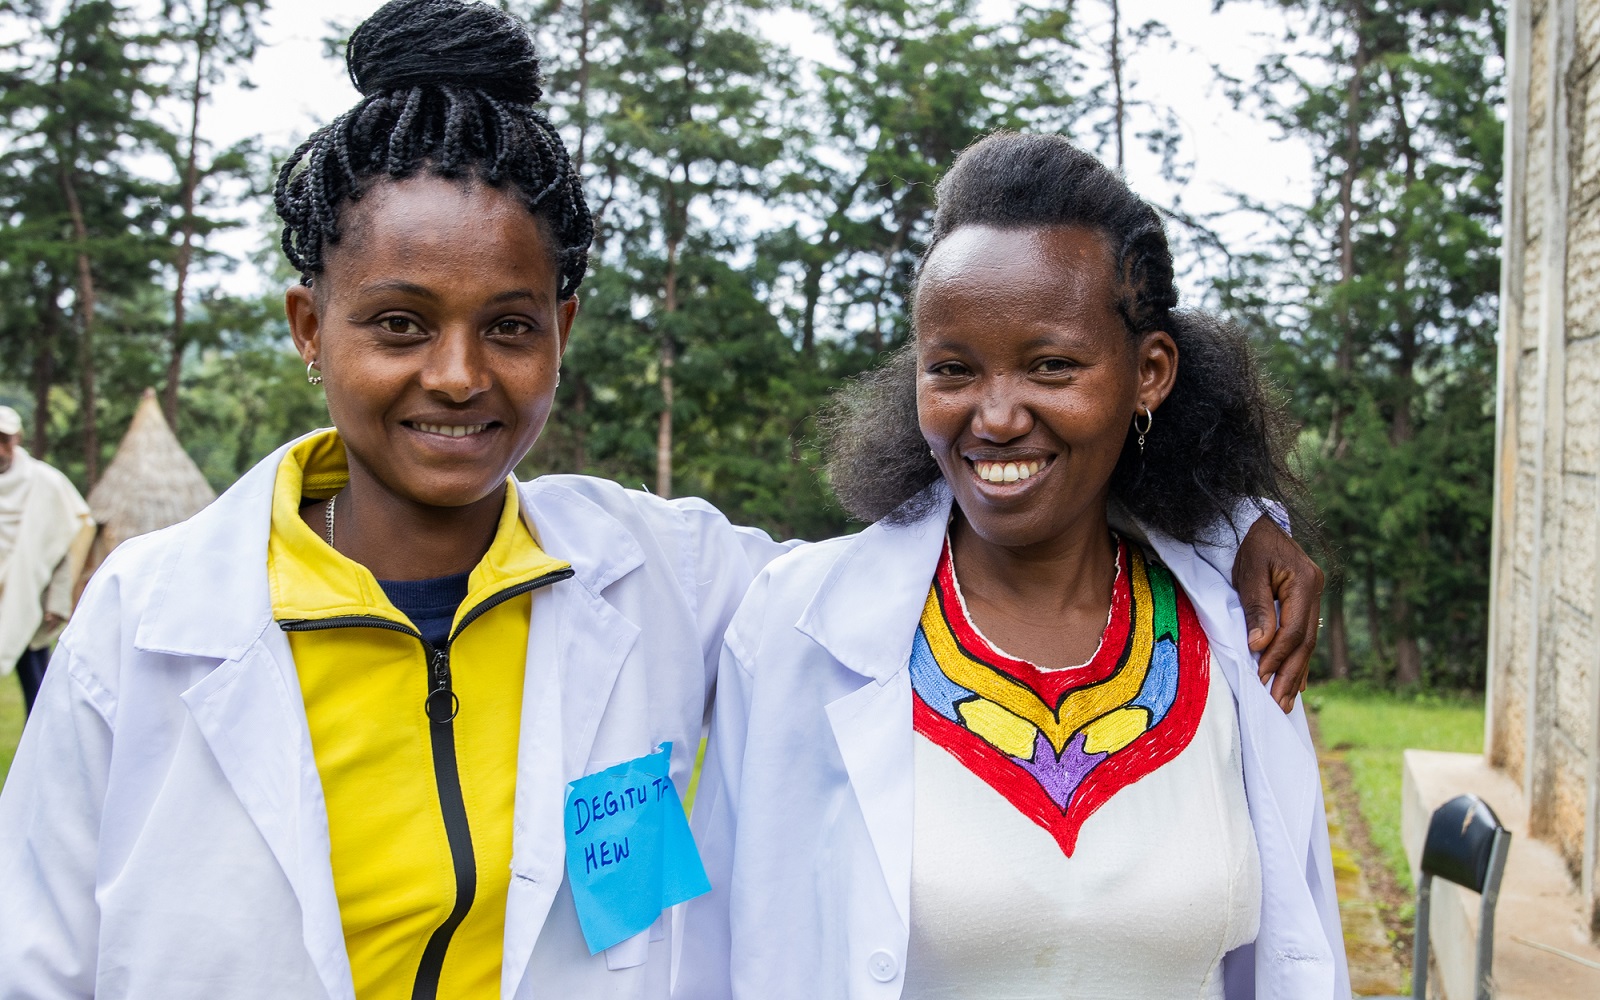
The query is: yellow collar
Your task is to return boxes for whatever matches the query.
[267,430,571,631]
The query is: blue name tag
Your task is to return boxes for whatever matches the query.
[563,742,711,954]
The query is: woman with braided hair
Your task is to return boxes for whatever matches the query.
[0,5,1322,999]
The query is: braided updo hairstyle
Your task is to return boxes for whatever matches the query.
[823,132,1303,543]
[273,0,593,298]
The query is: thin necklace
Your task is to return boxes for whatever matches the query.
[325,493,337,548]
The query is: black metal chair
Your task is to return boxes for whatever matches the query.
[1376,793,1512,1000]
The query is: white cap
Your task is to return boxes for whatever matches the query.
[0,407,20,436]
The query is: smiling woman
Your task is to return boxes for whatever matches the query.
[0,2,794,998]
[681,133,1348,1000]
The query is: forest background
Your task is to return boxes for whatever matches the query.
[0,0,1505,690]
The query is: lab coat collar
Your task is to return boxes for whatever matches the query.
[132,438,649,660]
[794,488,951,682]
[132,439,656,1000]
[518,477,645,595]
[133,437,291,660]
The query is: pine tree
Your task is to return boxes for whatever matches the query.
[1228,0,1504,687]
[0,0,169,484]
[155,0,267,429]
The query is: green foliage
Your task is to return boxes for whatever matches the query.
[0,673,21,791]
[1308,681,1486,890]
[0,0,275,486]
[1225,0,1503,688]
[0,0,1504,657]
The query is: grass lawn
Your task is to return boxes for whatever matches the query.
[1307,681,1485,891]
[0,671,23,790]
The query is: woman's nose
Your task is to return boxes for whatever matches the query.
[420,329,490,401]
[971,381,1032,442]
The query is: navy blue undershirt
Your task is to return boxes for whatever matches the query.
[377,572,471,652]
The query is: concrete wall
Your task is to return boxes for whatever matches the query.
[1487,0,1600,938]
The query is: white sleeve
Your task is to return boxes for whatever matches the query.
[663,497,802,715]
[672,602,760,1000]
[0,641,111,999]
[1193,498,1290,584]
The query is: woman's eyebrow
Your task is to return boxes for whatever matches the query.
[351,283,544,306]
[487,288,542,305]
[357,278,438,300]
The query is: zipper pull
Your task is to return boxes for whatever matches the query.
[425,647,459,724]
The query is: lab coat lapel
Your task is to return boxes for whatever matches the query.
[134,438,353,999]
[800,493,949,930]
[180,630,352,1000]
[1144,527,1337,995]
[824,673,915,928]
[503,482,644,999]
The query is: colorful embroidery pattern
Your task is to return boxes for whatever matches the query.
[910,534,1209,856]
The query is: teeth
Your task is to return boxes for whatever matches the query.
[973,460,1045,484]
[415,422,489,438]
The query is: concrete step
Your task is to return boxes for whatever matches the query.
[1402,750,1600,999]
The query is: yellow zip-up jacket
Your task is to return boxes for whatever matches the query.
[267,431,571,1000]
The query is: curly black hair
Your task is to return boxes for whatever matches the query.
[273,0,593,298]
[823,132,1303,544]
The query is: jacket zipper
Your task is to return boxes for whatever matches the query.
[279,565,573,999]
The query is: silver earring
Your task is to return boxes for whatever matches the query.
[556,370,562,388]
[1134,405,1153,454]
[307,361,323,385]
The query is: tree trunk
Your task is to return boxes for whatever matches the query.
[1363,559,1388,682]
[31,285,62,460]
[1384,63,1422,675]
[1108,0,1124,172]
[1326,3,1366,457]
[573,0,593,172]
[1393,594,1422,686]
[869,217,912,354]
[571,371,589,473]
[165,0,214,430]
[801,255,823,357]
[1325,579,1351,681]
[59,164,99,487]
[656,230,679,498]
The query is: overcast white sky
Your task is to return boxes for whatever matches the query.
[199,0,1317,298]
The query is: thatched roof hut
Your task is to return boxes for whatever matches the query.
[82,389,216,579]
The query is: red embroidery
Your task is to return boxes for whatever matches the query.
[909,536,1209,855]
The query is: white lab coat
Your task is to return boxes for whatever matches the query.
[678,491,1350,1000]
[0,438,789,1000]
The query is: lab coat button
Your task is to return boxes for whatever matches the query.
[868,950,898,982]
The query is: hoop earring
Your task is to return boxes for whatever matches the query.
[307,361,323,385]
[1134,404,1153,455]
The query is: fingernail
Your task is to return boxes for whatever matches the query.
[1249,628,1264,645]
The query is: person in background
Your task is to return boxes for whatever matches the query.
[0,406,93,715]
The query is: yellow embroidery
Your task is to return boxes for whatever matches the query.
[919,549,1157,753]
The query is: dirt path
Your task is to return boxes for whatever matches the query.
[1310,715,1412,996]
